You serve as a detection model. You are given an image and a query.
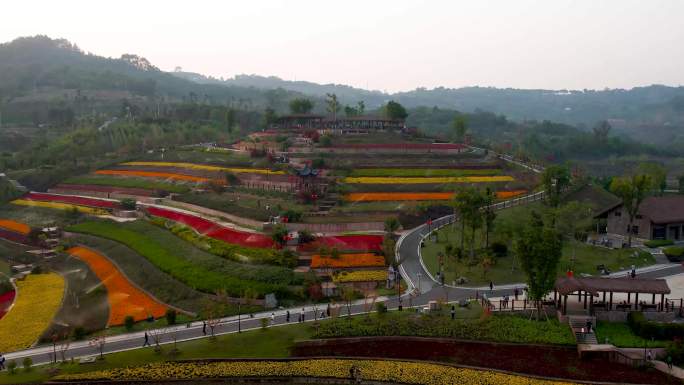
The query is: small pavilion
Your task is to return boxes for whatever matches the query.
[554,276,671,315]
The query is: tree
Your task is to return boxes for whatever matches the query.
[555,201,592,268]
[341,286,355,320]
[637,162,667,195]
[610,174,652,247]
[592,120,611,143]
[483,188,496,248]
[356,101,365,115]
[165,309,177,325]
[384,217,400,234]
[271,225,289,247]
[120,198,136,210]
[514,212,563,320]
[383,100,408,120]
[289,98,314,114]
[325,93,341,120]
[344,105,359,117]
[541,165,571,207]
[453,187,486,258]
[452,116,467,142]
[679,175,684,194]
[263,107,277,128]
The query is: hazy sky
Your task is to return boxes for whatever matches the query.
[2,0,683,92]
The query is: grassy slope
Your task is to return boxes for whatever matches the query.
[63,176,190,193]
[67,220,295,298]
[349,169,501,177]
[595,321,668,348]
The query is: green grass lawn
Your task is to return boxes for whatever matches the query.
[175,191,309,222]
[0,323,313,384]
[595,321,669,348]
[63,176,190,193]
[421,203,655,286]
[0,258,10,276]
[334,200,422,213]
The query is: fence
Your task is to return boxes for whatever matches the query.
[284,222,385,233]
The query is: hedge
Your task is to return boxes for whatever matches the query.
[643,239,674,248]
[627,312,684,340]
[663,246,684,262]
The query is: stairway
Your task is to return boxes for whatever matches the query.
[569,315,598,344]
[312,193,339,216]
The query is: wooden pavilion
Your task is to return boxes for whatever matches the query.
[554,276,671,315]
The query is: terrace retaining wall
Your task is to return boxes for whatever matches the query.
[284,222,385,233]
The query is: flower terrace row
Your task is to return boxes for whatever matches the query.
[344,190,526,202]
[0,290,16,320]
[55,359,575,385]
[343,176,515,184]
[0,273,65,353]
[310,253,385,269]
[122,161,285,175]
[67,246,168,326]
[333,270,388,283]
[0,219,31,244]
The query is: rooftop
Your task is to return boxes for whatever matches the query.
[555,276,670,296]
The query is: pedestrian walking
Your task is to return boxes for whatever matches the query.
[326,304,331,317]
[489,281,493,291]
[271,312,275,324]
[286,310,290,322]
[450,305,455,320]
[301,308,306,322]
[647,349,652,361]
[321,311,325,319]
[143,332,150,347]
[514,288,519,301]
[667,355,673,369]
[0,353,5,370]
[202,321,207,335]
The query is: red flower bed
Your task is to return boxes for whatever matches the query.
[0,290,16,320]
[0,228,29,244]
[146,206,274,249]
[24,192,120,209]
[294,337,678,385]
[316,235,383,252]
[55,184,156,197]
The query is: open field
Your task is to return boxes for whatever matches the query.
[63,176,190,193]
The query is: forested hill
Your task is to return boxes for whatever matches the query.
[0,36,306,124]
[174,72,684,129]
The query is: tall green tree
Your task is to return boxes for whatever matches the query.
[610,174,652,247]
[383,100,408,120]
[452,115,467,142]
[514,211,563,319]
[542,165,571,207]
[453,187,486,258]
[637,162,667,195]
[483,188,496,248]
[325,93,341,120]
[679,175,684,194]
[592,120,611,144]
[289,98,314,114]
[555,201,592,268]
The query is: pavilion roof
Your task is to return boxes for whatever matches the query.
[555,276,670,296]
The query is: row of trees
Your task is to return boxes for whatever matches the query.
[288,95,407,120]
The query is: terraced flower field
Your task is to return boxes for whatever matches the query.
[344,190,526,202]
[11,199,109,215]
[333,270,387,283]
[349,168,501,177]
[314,235,384,252]
[343,176,515,184]
[0,273,65,352]
[0,219,30,234]
[121,161,286,175]
[67,246,168,326]
[64,176,190,193]
[22,192,120,209]
[56,359,576,384]
[146,206,274,249]
[95,170,212,183]
[310,253,385,269]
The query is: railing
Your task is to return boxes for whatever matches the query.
[487,190,546,211]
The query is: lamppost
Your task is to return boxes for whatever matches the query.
[417,272,422,293]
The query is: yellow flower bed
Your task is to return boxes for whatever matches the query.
[0,273,65,352]
[333,270,388,283]
[343,176,514,184]
[11,199,108,215]
[122,161,285,175]
[57,359,576,384]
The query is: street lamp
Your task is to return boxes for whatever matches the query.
[417,272,422,293]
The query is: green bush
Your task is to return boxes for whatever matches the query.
[165,309,177,325]
[72,326,87,340]
[376,302,388,314]
[124,315,135,331]
[628,311,684,340]
[120,198,137,210]
[644,239,674,248]
[667,340,684,365]
[316,313,574,345]
[6,360,17,374]
[489,242,508,258]
[664,246,684,262]
[22,357,32,372]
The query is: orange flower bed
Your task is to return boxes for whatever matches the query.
[0,219,30,235]
[67,246,167,326]
[345,190,527,202]
[310,253,385,269]
[95,170,211,183]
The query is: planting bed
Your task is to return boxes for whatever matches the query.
[146,206,274,249]
[293,337,676,384]
[67,246,168,326]
[300,235,384,253]
[54,184,157,197]
[11,199,109,215]
[64,176,190,193]
[23,192,120,209]
[310,253,385,269]
[0,290,15,320]
[0,227,29,244]
[95,169,212,183]
[0,219,30,234]
[344,190,526,202]
[122,161,285,175]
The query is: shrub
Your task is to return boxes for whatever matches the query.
[260,317,269,329]
[30,265,43,274]
[664,246,684,262]
[280,209,303,223]
[124,315,135,331]
[489,242,508,258]
[628,311,684,340]
[667,340,684,365]
[120,198,137,210]
[644,239,674,248]
[22,357,32,372]
[6,360,16,374]
[165,309,177,325]
[73,326,87,340]
[376,302,388,314]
